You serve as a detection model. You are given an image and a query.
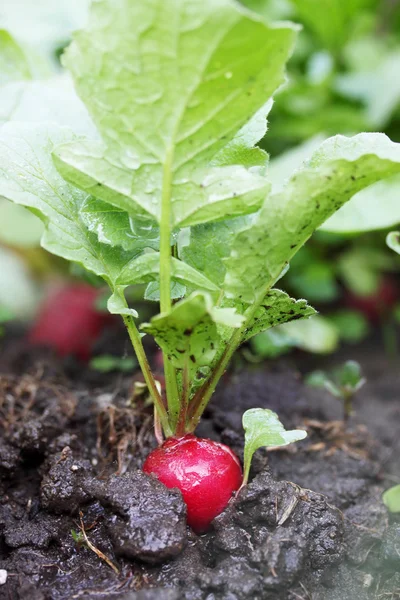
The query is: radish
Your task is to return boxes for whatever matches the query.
[29,284,111,361]
[344,277,398,323]
[143,434,242,533]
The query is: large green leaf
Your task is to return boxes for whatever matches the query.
[80,197,160,253]
[0,122,130,287]
[211,99,273,170]
[53,0,297,227]
[144,281,186,302]
[107,286,138,318]
[141,292,244,376]
[179,215,253,287]
[269,137,400,235]
[0,76,95,135]
[117,252,219,293]
[251,314,339,357]
[268,135,326,193]
[224,133,400,302]
[321,174,400,234]
[242,408,307,483]
[243,289,316,342]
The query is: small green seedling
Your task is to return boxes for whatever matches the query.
[242,409,307,486]
[72,514,119,573]
[90,354,137,374]
[383,484,400,513]
[2,0,400,530]
[71,528,86,548]
[306,360,366,421]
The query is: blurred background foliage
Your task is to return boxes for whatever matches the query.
[1,0,400,361]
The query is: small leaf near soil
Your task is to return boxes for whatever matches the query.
[90,354,136,374]
[383,484,400,513]
[242,408,307,485]
[306,360,366,421]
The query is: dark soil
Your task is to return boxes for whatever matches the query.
[0,332,399,600]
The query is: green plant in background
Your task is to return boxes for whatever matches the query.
[0,306,14,338]
[1,0,400,446]
[238,0,400,358]
[239,0,400,150]
[89,354,137,374]
[387,231,400,256]
[306,360,366,421]
[249,313,339,358]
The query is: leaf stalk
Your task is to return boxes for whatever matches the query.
[122,314,172,437]
[159,147,180,431]
[187,282,273,430]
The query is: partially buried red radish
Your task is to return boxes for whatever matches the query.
[143,434,242,533]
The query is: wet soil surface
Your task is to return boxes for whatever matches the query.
[0,334,399,600]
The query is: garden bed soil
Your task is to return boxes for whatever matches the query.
[0,331,399,600]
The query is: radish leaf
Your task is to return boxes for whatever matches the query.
[141,292,244,376]
[0,76,96,134]
[211,99,273,169]
[0,122,129,286]
[242,408,307,484]
[383,485,400,513]
[225,133,400,302]
[107,287,138,319]
[80,197,160,253]
[53,0,296,226]
[179,216,253,287]
[243,289,316,341]
[117,252,219,293]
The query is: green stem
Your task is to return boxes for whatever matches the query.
[176,362,190,437]
[343,392,353,423]
[154,405,164,446]
[160,148,180,431]
[241,449,252,489]
[187,285,268,430]
[122,314,172,437]
[187,328,242,431]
